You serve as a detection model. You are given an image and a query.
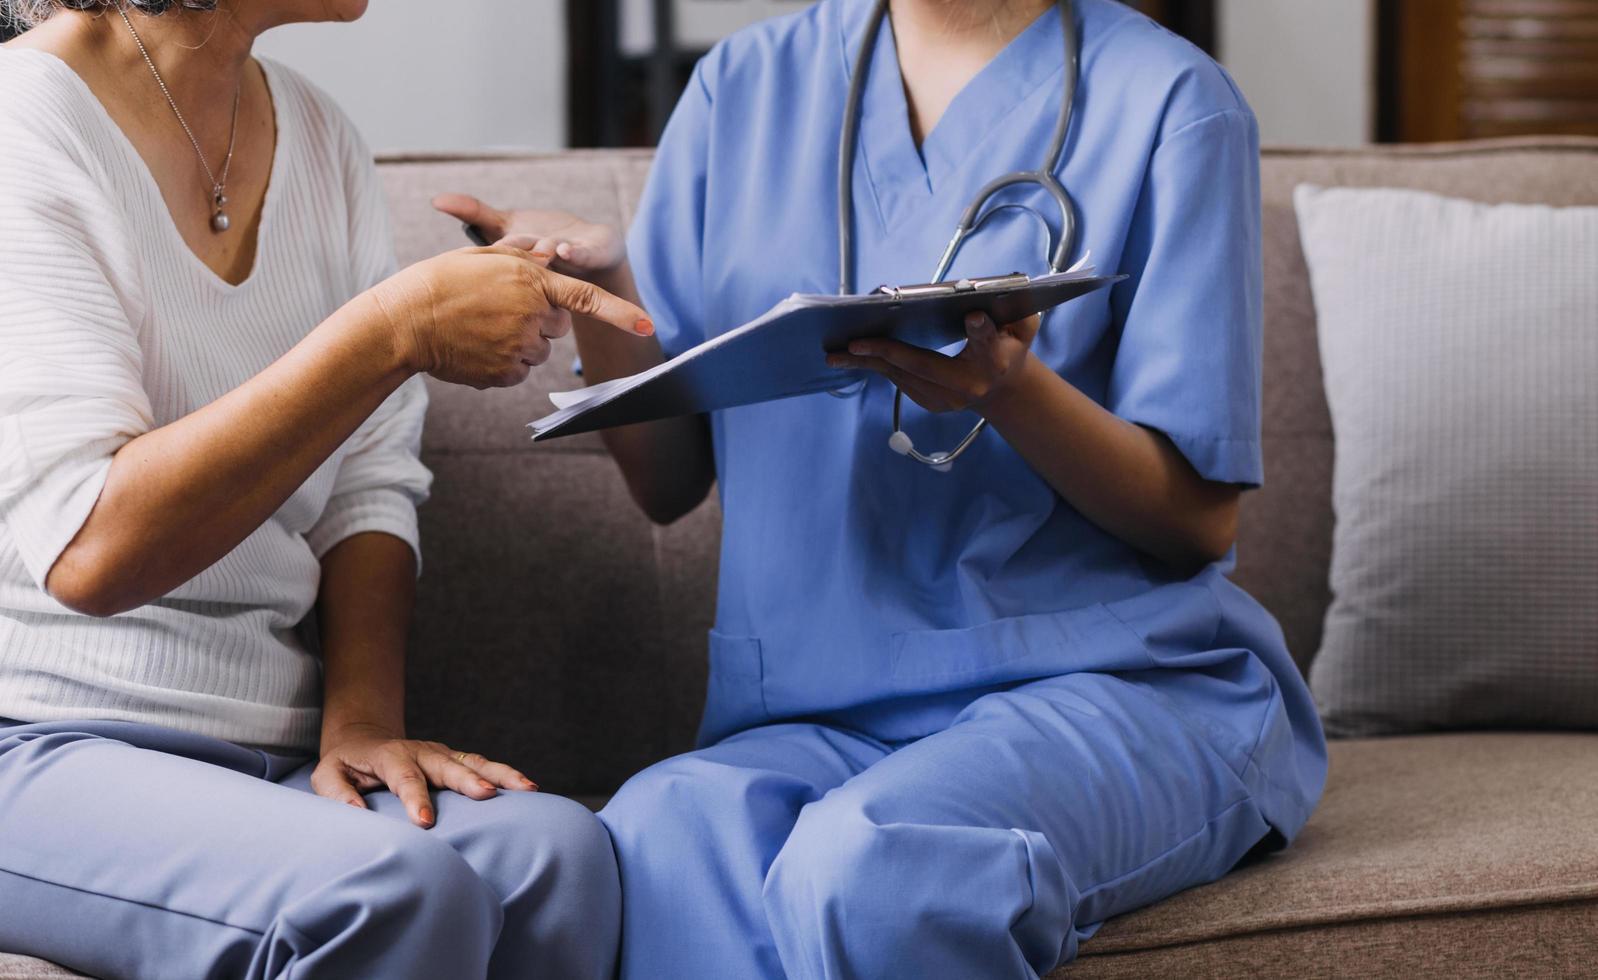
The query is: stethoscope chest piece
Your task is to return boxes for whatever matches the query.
[887,429,953,472]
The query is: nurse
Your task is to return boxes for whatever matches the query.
[438,0,1326,975]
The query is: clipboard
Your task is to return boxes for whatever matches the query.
[529,267,1125,441]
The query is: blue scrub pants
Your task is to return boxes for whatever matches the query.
[0,719,620,980]
[600,671,1275,979]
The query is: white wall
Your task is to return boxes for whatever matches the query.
[1216,0,1374,147]
[257,1,1376,154]
[618,0,813,55]
[255,0,567,154]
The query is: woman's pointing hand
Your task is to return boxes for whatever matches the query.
[366,244,653,390]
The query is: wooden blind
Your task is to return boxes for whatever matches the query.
[1383,0,1598,140]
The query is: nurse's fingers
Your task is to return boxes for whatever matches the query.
[845,337,980,393]
[530,238,564,264]
[964,311,1001,347]
[999,312,1042,346]
[553,239,610,272]
[845,336,956,378]
[433,193,509,241]
[494,234,555,266]
[959,312,1016,376]
[826,353,957,412]
[882,367,960,414]
[309,759,369,810]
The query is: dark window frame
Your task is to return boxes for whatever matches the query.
[567,0,1218,148]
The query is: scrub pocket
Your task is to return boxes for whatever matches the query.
[696,630,769,746]
[888,602,1156,694]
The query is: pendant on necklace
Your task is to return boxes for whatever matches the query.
[210,189,230,234]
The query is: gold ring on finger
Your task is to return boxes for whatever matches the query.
[455,751,469,764]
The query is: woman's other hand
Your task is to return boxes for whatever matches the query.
[311,722,539,829]
[368,245,652,390]
[825,311,1042,416]
[432,193,625,276]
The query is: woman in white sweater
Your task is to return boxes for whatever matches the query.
[0,1,649,978]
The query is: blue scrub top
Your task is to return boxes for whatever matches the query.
[629,0,1324,837]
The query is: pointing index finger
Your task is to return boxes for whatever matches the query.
[542,268,655,337]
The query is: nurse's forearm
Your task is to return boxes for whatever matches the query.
[570,261,716,525]
[981,355,1240,570]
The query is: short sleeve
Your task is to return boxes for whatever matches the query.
[304,376,430,563]
[0,133,153,589]
[626,58,715,359]
[1107,108,1264,487]
[305,115,431,564]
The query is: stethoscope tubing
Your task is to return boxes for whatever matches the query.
[837,0,1082,470]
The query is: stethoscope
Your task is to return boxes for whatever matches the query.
[837,0,1081,471]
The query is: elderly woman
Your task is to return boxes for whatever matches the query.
[0,1,646,978]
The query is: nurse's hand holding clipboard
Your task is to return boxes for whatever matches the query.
[825,310,1043,418]
[837,308,1244,571]
[830,305,1243,571]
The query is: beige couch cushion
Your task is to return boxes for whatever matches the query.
[1057,733,1598,977]
[0,957,81,980]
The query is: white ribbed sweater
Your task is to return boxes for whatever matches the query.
[0,50,431,753]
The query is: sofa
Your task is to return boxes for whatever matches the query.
[4,137,1595,979]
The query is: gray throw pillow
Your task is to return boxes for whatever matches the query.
[1294,184,1598,736]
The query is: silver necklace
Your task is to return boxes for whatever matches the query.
[118,7,241,234]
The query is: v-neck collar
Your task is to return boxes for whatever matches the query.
[12,47,286,294]
[837,0,1069,220]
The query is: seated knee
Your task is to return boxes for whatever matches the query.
[261,822,502,974]
[365,824,498,923]
[600,755,736,847]
[487,793,618,889]
[764,795,891,920]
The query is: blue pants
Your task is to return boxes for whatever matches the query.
[600,671,1277,979]
[0,719,620,980]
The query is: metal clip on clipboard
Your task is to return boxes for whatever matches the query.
[874,272,1033,301]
